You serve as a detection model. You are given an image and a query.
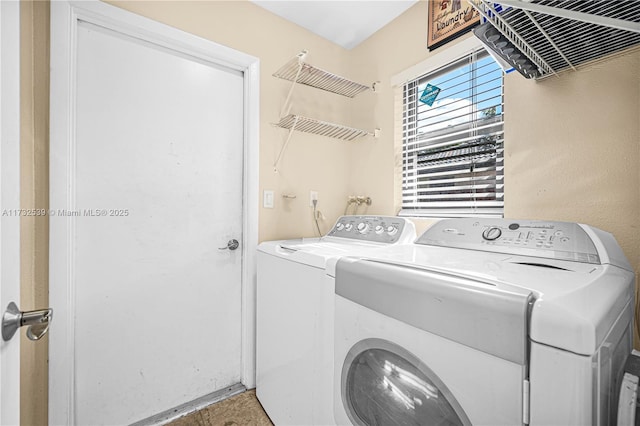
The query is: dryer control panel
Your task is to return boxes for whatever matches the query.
[416,218,602,264]
[327,216,415,244]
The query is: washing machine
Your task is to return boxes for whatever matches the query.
[331,218,635,426]
[256,215,416,426]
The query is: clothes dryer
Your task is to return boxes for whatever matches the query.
[330,218,635,425]
[256,216,415,426]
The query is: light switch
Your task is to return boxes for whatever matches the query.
[263,190,274,209]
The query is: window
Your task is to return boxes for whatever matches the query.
[400,49,504,217]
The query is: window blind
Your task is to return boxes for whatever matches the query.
[400,49,504,218]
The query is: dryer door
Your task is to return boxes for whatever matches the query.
[341,338,471,426]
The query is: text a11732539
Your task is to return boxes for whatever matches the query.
[1,208,130,217]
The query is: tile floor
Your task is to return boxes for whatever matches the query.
[168,389,273,426]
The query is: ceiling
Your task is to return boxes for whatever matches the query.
[250,1,419,49]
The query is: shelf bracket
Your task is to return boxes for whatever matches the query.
[273,115,299,172]
[279,50,307,118]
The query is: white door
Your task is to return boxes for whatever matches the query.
[0,1,21,424]
[50,3,258,425]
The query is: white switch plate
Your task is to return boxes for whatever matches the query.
[310,190,318,207]
[263,190,274,209]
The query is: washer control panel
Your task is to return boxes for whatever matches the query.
[416,218,601,264]
[327,216,415,244]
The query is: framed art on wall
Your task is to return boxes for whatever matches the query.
[427,0,481,50]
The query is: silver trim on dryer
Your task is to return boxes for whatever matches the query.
[335,257,535,365]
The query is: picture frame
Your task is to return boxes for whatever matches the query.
[427,0,481,50]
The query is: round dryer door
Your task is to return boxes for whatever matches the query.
[341,339,471,426]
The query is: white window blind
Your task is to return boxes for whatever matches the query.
[400,49,504,218]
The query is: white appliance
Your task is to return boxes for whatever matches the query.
[331,218,635,426]
[256,215,416,426]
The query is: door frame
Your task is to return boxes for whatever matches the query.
[0,1,22,424]
[49,2,260,424]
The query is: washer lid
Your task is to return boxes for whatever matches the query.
[258,237,405,269]
[334,243,634,356]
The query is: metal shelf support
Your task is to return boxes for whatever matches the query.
[272,51,380,172]
[497,0,640,33]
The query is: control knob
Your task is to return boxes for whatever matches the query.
[344,223,353,232]
[357,222,369,234]
[386,225,398,236]
[374,225,384,234]
[482,227,502,241]
[335,223,345,231]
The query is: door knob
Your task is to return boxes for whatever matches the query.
[219,239,239,251]
[2,302,53,342]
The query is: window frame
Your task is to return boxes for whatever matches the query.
[397,45,505,218]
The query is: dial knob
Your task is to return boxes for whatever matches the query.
[386,226,398,236]
[357,222,369,234]
[335,223,345,231]
[374,225,384,234]
[344,223,353,232]
[482,227,502,241]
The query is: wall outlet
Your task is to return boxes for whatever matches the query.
[309,190,318,207]
[263,190,274,209]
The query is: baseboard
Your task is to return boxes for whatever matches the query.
[130,383,246,426]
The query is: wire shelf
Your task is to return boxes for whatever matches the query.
[271,51,379,171]
[471,0,640,79]
[273,55,371,98]
[275,114,374,141]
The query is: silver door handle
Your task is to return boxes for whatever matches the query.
[219,239,239,251]
[2,302,53,342]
